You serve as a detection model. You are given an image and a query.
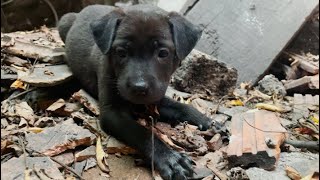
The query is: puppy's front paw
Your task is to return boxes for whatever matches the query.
[153,148,194,180]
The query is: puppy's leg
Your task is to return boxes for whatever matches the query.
[58,13,77,42]
[158,97,222,131]
[99,83,193,180]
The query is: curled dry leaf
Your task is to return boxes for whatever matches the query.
[255,103,286,113]
[10,80,27,90]
[227,100,244,107]
[27,127,43,134]
[46,98,66,112]
[96,136,110,173]
[285,166,302,180]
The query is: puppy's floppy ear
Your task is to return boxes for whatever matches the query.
[168,12,202,60]
[90,9,125,54]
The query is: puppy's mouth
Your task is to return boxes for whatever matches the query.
[120,92,164,105]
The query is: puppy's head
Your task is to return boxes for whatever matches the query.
[90,6,201,104]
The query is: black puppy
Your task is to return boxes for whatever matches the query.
[58,4,214,180]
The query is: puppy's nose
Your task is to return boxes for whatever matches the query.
[130,81,149,96]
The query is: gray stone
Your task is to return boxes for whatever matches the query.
[257,74,287,97]
[246,152,319,180]
[172,50,238,97]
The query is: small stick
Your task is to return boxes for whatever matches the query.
[7,87,37,100]
[284,139,319,151]
[27,149,85,180]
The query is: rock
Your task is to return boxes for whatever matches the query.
[1,156,64,180]
[19,64,73,87]
[227,167,250,180]
[257,74,287,97]
[26,120,96,156]
[291,94,319,121]
[72,89,100,116]
[172,50,238,97]
[227,110,287,170]
[246,152,319,180]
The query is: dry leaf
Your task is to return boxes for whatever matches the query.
[46,99,66,112]
[310,115,319,125]
[10,80,27,90]
[255,103,285,112]
[96,136,110,173]
[158,133,184,151]
[285,166,302,180]
[27,127,44,133]
[228,100,244,106]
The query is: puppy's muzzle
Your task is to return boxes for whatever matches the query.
[127,81,150,96]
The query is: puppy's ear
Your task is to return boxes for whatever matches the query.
[168,12,202,60]
[90,9,124,54]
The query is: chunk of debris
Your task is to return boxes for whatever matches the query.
[257,74,287,97]
[227,110,287,170]
[106,137,137,155]
[75,146,96,162]
[284,75,319,92]
[18,64,73,87]
[26,120,96,156]
[2,56,32,68]
[165,86,192,99]
[1,30,65,64]
[72,89,100,116]
[172,49,238,97]
[207,133,223,151]
[1,156,64,180]
[227,167,250,180]
[292,94,319,121]
[1,100,35,124]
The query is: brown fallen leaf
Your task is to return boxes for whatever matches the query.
[285,166,302,180]
[96,136,110,173]
[10,80,27,90]
[46,98,66,112]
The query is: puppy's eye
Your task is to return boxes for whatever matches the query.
[116,47,127,58]
[158,48,169,58]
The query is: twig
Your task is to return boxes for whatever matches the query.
[7,87,37,100]
[284,139,319,151]
[212,95,228,114]
[41,0,58,26]
[18,135,28,180]
[27,148,85,180]
[149,116,156,180]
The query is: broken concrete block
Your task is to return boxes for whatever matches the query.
[1,156,64,180]
[172,49,238,97]
[26,121,96,156]
[257,74,287,97]
[284,75,319,92]
[292,94,319,121]
[185,0,318,83]
[75,146,96,162]
[72,89,100,116]
[227,110,287,170]
[18,64,73,87]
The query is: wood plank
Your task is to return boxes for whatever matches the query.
[185,0,319,83]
